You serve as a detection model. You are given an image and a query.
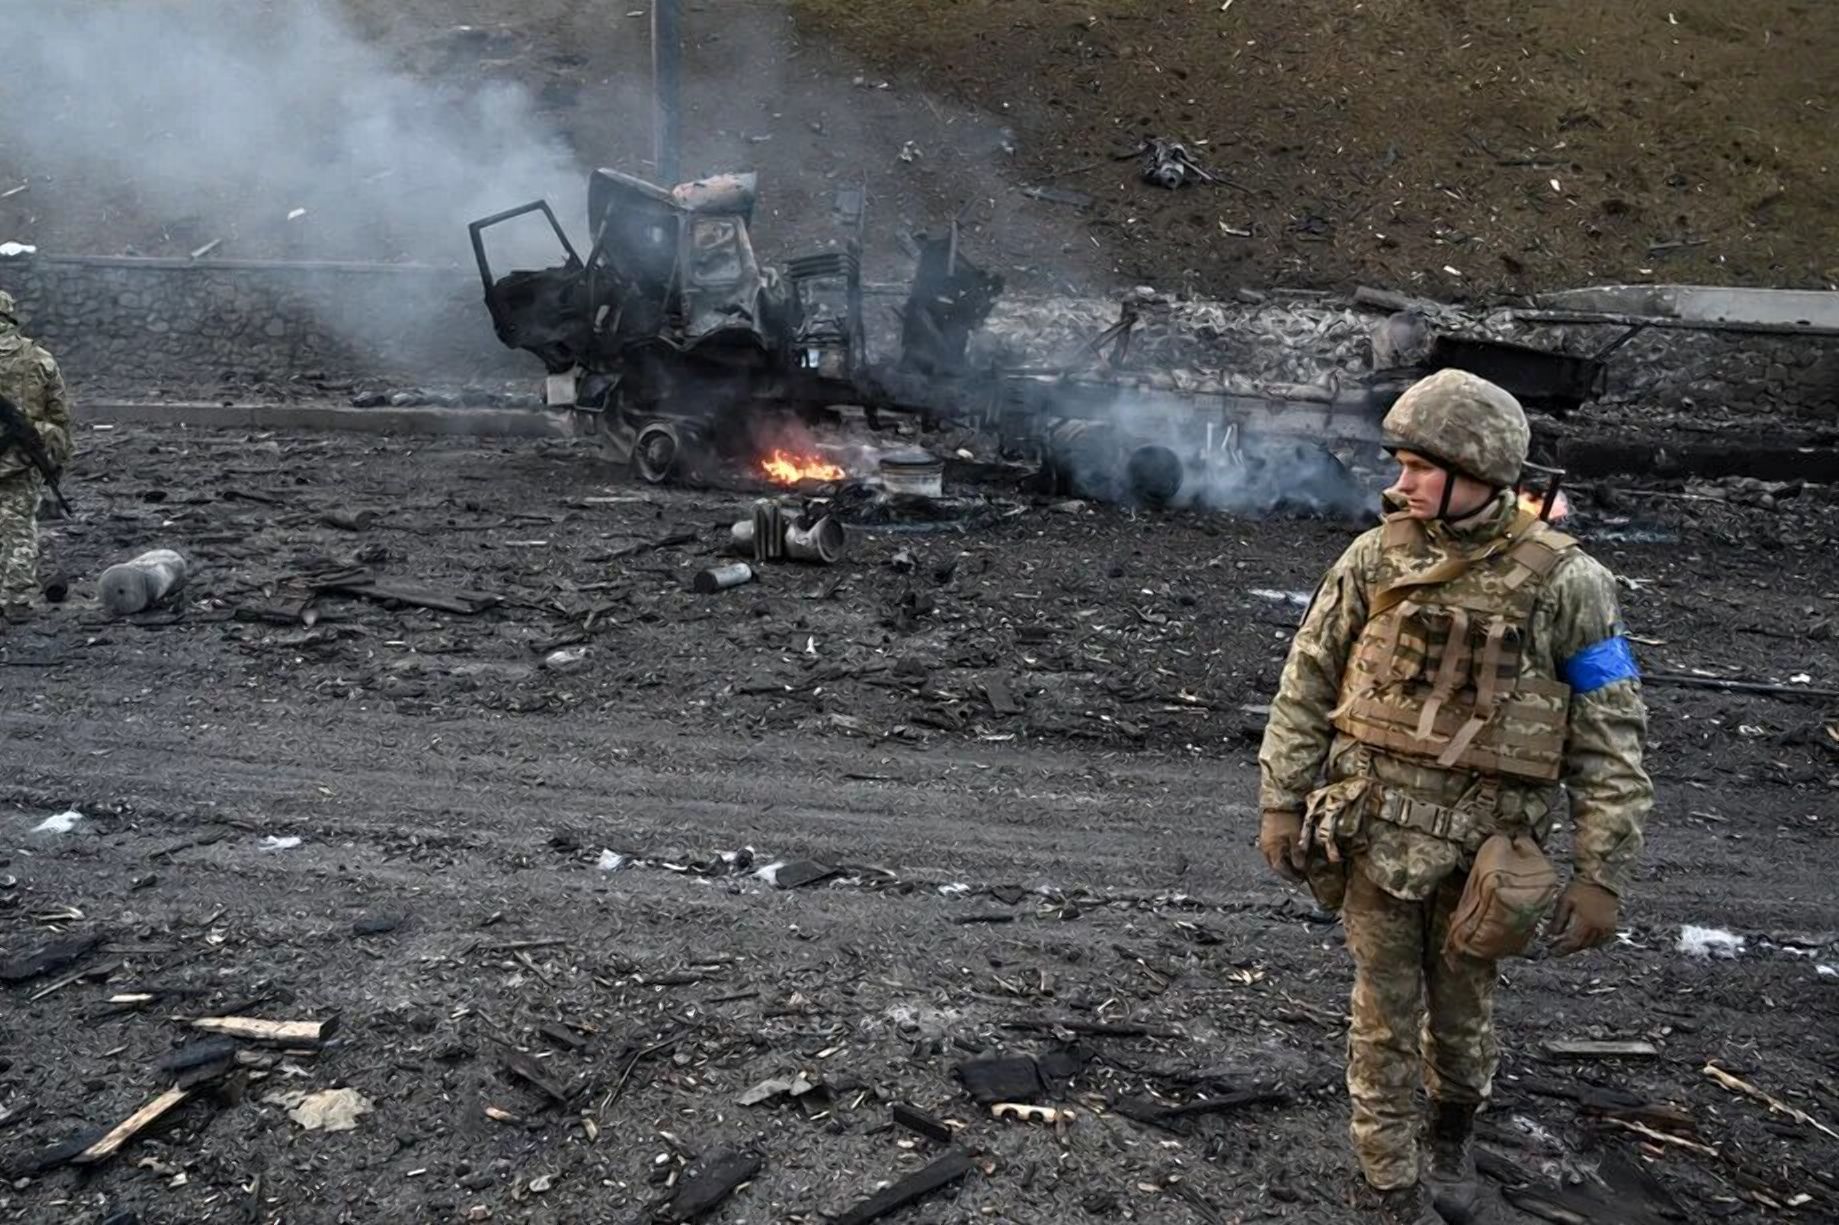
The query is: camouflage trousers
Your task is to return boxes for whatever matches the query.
[0,470,42,608]
[1342,859,1499,1189]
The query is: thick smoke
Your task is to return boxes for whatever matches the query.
[1046,393,1381,523]
[0,0,585,267]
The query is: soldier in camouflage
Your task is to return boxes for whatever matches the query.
[1257,370,1651,1224]
[0,288,73,618]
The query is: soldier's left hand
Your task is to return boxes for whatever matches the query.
[1549,880,1618,956]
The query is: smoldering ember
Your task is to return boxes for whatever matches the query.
[1,3,1837,1224]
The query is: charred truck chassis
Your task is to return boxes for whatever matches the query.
[470,170,1002,484]
[470,170,1610,507]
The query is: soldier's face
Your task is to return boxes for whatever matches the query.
[1388,450,1493,520]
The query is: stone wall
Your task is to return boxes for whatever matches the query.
[974,291,1838,426]
[1500,319,1838,423]
[0,253,532,390]
[3,253,1833,427]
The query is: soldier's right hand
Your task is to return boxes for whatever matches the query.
[1258,810,1307,882]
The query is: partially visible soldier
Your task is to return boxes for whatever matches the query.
[1257,370,1652,1224]
[0,288,73,619]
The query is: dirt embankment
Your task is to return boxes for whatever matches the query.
[2,1,1833,299]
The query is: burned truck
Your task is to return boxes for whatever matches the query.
[470,169,1607,516]
[469,169,1000,483]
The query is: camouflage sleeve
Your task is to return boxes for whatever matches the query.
[35,349,72,468]
[1257,530,1380,815]
[1544,552,1652,894]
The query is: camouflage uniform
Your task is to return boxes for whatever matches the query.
[0,290,72,610]
[1257,371,1652,1211]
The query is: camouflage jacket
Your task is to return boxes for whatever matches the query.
[0,320,73,482]
[1258,492,1651,897]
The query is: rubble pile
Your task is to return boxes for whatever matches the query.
[971,289,1838,428]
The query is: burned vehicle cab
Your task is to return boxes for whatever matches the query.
[471,167,885,483]
[467,199,590,382]
[470,170,787,412]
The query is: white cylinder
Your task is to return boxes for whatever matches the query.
[782,517,848,565]
[692,562,755,594]
[99,549,189,617]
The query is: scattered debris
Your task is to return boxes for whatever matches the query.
[310,571,501,615]
[72,1086,192,1166]
[501,1049,581,1106]
[692,562,755,594]
[279,1087,374,1132]
[542,645,591,673]
[649,1146,763,1224]
[1704,1062,1839,1142]
[759,858,840,890]
[1138,137,1221,189]
[1542,1039,1660,1059]
[1114,1087,1290,1133]
[31,809,84,834]
[0,931,104,985]
[596,850,629,872]
[954,1055,1044,1105]
[827,1148,975,1225]
[730,501,850,565]
[1679,925,1746,958]
[190,1015,337,1046]
[737,1072,822,1107]
[891,1102,956,1144]
[1644,672,1839,701]
[99,548,190,617]
[991,1102,1074,1125]
[156,1039,240,1076]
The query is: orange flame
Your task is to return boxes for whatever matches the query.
[1518,488,1571,522]
[761,449,845,485]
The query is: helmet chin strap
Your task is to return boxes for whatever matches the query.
[1434,464,1502,522]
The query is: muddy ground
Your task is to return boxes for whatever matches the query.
[1,420,1835,1224]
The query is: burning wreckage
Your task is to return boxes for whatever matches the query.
[469,170,1606,519]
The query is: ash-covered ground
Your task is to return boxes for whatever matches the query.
[1,422,1835,1224]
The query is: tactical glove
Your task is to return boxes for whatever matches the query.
[1258,809,1307,882]
[1549,880,1618,955]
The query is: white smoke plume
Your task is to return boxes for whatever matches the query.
[0,0,586,267]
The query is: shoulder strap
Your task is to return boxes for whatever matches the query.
[1367,507,1544,619]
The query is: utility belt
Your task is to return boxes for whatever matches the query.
[1299,752,1510,909]
[1373,784,1497,851]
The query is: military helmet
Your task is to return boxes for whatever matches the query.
[0,289,16,323]
[1381,369,1529,488]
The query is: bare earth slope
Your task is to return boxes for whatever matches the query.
[1,0,1833,297]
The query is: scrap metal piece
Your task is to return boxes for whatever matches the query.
[1426,334,1607,413]
[650,1146,762,1223]
[891,1102,956,1144]
[827,1148,975,1225]
[1138,137,1218,190]
[954,1055,1043,1105]
[991,1102,1074,1125]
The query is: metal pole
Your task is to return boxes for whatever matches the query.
[651,0,682,185]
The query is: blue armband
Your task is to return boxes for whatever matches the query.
[1560,636,1640,694]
